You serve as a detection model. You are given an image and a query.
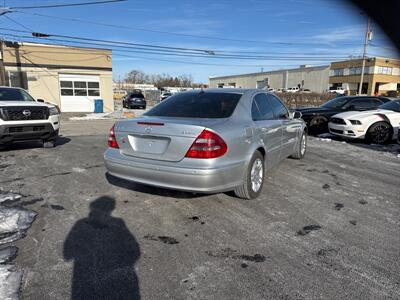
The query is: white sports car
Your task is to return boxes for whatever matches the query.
[328,99,400,144]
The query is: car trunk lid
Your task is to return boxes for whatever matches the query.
[114,117,227,162]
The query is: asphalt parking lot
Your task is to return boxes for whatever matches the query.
[1,119,400,299]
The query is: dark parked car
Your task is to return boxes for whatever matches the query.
[123,92,146,109]
[295,96,391,134]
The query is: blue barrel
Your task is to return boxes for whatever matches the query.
[94,99,104,113]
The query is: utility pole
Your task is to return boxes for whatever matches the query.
[0,38,6,86]
[358,17,372,95]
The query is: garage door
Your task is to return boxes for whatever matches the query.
[59,74,101,112]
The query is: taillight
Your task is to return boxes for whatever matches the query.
[108,124,119,149]
[185,129,227,159]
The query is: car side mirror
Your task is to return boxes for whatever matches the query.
[37,99,45,103]
[290,111,302,119]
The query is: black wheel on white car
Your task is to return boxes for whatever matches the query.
[309,116,328,134]
[366,121,392,144]
[234,151,264,200]
[291,131,307,159]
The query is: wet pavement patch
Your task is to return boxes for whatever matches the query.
[334,203,344,211]
[296,225,322,236]
[317,249,338,257]
[143,235,179,245]
[189,216,206,225]
[322,184,330,190]
[20,198,44,206]
[232,254,266,262]
[41,204,65,211]
[206,248,266,263]
[358,199,368,205]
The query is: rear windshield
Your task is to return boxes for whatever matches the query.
[146,92,242,118]
[0,88,35,101]
[129,93,144,98]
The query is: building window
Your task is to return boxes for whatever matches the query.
[377,66,393,75]
[333,68,344,76]
[7,71,28,89]
[60,80,100,97]
[349,67,362,75]
[217,83,224,88]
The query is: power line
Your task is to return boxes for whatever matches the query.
[0,27,216,54]
[14,10,365,47]
[3,15,33,31]
[0,28,353,61]
[9,0,126,10]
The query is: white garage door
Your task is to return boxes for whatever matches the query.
[59,74,101,112]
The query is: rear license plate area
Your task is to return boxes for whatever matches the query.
[128,135,170,154]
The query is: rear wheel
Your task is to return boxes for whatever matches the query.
[366,122,392,144]
[234,151,264,200]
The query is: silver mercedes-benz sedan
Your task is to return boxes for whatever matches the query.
[104,89,307,199]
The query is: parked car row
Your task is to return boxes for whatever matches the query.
[294,96,399,144]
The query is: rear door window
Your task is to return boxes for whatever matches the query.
[146,92,242,118]
[252,93,274,121]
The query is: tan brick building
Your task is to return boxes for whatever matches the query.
[329,57,400,96]
[1,41,113,112]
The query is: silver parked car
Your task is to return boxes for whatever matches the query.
[104,89,307,199]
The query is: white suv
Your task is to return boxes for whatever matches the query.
[0,87,60,148]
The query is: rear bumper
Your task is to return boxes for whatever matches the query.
[0,122,58,144]
[328,123,365,139]
[129,102,146,108]
[104,148,245,193]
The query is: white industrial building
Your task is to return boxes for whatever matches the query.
[209,65,330,92]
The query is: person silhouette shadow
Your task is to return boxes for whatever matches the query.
[63,196,141,300]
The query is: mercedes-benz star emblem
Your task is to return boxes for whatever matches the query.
[145,126,152,133]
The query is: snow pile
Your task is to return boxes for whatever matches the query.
[0,207,37,245]
[0,247,17,264]
[0,265,22,300]
[0,192,22,205]
[69,111,129,120]
[0,190,37,300]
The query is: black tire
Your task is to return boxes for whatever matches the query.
[43,139,56,148]
[309,115,328,134]
[234,151,264,200]
[366,121,393,144]
[291,131,307,159]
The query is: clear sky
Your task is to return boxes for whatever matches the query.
[1,0,398,83]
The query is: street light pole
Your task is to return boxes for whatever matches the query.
[358,17,372,95]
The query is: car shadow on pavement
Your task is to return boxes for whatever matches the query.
[63,196,141,300]
[0,137,71,151]
[106,173,207,199]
